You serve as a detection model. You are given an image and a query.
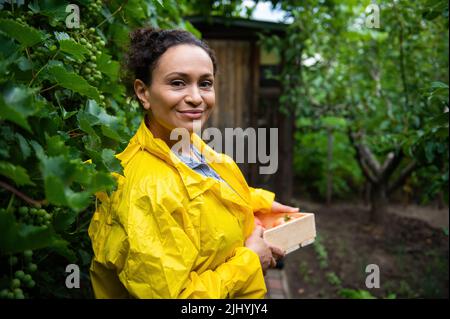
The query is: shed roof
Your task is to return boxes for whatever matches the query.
[185,15,288,40]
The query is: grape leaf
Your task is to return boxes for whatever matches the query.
[97,53,120,80]
[0,18,45,47]
[46,65,100,100]
[0,210,68,254]
[59,39,89,62]
[0,84,38,132]
[0,161,35,186]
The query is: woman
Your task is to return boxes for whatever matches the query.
[88,28,300,299]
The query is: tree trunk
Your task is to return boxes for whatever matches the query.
[275,112,294,205]
[370,183,388,224]
[348,130,416,225]
[326,128,333,206]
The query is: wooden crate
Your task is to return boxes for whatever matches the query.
[263,213,316,254]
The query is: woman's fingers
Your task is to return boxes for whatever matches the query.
[247,224,287,272]
[271,200,300,214]
[282,204,299,213]
[266,242,285,260]
[270,257,277,268]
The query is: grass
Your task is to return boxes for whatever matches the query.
[313,235,329,269]
[298,260,311,283]
[326,271,342,287]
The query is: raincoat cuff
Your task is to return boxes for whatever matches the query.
[249,187,275,214]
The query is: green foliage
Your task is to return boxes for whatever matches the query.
[339,288,377,299]
[298,260,311,283]
[294,117,363,200]
[325,271,342,287]
[182,0,255,19]
[263,0,448,204]
[0,161,34,186]
[0,0,198,299]
[313,235,329,269]
[405,81,449,203]
[0,85,39,132]
[0,18,46,47]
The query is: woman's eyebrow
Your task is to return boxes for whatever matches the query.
[165,71,213,79]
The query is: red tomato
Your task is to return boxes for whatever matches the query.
[272,214,290,227]
[254,212,304,229]
[272,217,285,228]
[272,213,304,228]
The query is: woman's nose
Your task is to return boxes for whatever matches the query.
[185,86,202,105]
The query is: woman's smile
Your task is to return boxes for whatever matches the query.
[176,108,205,120]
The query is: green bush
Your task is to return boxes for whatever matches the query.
[293,117,364,200]
[0,0,190,299]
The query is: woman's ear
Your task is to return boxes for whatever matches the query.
[134,79,151,110]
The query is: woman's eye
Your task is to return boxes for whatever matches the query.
[200,81,213,88]
[171,80,185,87]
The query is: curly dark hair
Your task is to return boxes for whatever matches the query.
[124,27,218,88]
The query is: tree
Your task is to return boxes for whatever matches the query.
[343,0,448,223]
[262,0,448,223]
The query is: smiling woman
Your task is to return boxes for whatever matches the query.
[87,27,299,299]
[136,45,216,139]
[130,31,217,141]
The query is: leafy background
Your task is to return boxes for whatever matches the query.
[0,0,194,299]
[0,0,448,299]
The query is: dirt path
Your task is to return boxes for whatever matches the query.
[292,198,449,230]
[283,198,449,299]
[388,203,449,230]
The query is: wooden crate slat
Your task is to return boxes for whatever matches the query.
[263,212,316,254]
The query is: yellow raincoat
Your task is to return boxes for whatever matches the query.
[88,119,275,299]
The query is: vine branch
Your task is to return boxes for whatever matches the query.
[95,1,129,29]
[0,180,47,207]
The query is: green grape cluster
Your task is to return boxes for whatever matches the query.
[75,27,107,105]
[84,0,104,23]
[9,8,107,105]
[0,251,37,299]
[14,15,25,24]
[29,46,52,65]
[78,31,105,87]
[16,206,53,229]
[86,0,103,14]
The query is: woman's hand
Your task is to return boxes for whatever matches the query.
[271,200,300,214]
[245,225,285,274]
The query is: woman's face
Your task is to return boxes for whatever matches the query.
[135,44,215,135]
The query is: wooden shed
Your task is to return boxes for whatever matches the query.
[187,16,295,204]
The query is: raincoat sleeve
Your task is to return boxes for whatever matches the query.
[249,187,275,214]
[117,187,267,299]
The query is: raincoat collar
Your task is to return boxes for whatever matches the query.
[116,120,251,207]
